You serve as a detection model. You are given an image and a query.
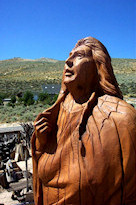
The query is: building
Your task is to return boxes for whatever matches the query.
[0,124,24,141]
[41,84,61,94]
[0,124,24,160]
[3,98,11,106]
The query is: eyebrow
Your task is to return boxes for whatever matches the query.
[69,50,85,56]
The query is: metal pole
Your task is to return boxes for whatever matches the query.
[25,134,29,192]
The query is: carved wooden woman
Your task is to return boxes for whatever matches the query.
[31,37,136,205]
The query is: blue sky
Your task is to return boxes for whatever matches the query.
[0,0,135,60]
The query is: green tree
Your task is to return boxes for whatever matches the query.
[11,95,16,104]
[0,93,7,105]
[51,94,58,104]
[0,98,3,105]
[38,92,49,101]
[23,91,34,106]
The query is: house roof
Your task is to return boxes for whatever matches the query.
[0,125,23,134]
[42,84,61,94]
[3,98,11,102]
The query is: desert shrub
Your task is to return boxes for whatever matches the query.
[0,103,54,123]
[120,82,136,97]
[22,113,34,121]
[11,116,18,121]
[0,93,7,99]
[7,102,15,107]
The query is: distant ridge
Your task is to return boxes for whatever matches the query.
[35,57,58,62]
[0,57,59,63]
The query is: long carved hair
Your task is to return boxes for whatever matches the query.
[43,37,123,128]
[74,37,123,99]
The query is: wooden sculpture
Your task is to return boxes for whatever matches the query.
[31,37,136,205]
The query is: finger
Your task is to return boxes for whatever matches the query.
[36,126,51,138]
[40,126,51,135]
[36,121,51,132]
[35,112,51,121]
[34,117,49,127]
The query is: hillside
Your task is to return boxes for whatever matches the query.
[0,57,64,94]
[0,57,136,97]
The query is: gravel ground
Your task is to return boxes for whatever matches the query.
[0,190,19,205]
[0,158,33,205]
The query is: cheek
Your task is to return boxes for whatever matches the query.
[75,67,89,85]
[74,61,88,74]
[78,62,97,83]
[76,61,91,74]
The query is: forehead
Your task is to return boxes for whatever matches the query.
[70,45,91,56]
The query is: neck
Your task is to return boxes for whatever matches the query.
[63,91,96,113]
[67,86,94,104]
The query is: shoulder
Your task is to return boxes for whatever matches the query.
[97,94,136,125]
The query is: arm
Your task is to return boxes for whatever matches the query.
[111,107,136,205]
[31,132,43,205]
[31,92,67,205]
[31,111,54,205]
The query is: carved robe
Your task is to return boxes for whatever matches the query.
[31,94,136,205]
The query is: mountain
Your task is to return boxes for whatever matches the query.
[0,57,136,97]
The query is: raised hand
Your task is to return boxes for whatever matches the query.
[33,91,67,152]
[34,111,52,151]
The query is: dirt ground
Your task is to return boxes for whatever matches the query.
[0,157,33,205]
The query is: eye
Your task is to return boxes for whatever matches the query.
[77,53,84,58]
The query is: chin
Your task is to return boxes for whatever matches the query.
[64,76,75,85]
[64,80,76,92]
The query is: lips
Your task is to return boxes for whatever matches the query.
[65,68,74,77]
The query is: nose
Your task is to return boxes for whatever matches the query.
[65,57,73,68]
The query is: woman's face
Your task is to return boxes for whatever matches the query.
[63,45,98,93]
